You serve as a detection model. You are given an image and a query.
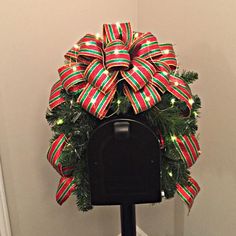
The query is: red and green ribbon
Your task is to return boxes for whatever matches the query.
[176,177,200,211]
[47,22,201,209]
[47,134,76,205]
[49,80,65,110]
[48,22,195,119]
[173,134,200,168]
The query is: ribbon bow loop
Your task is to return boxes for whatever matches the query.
[103,22,133,49]
[50,22,194,120]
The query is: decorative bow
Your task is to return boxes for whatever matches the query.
[47,134,76,205]
[49,22,193,119]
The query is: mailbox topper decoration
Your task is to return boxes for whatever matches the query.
[46,22,202,212]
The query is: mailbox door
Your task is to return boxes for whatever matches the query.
[88,118,161,205]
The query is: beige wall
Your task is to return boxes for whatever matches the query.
[0,1,137,236]
[138,0,236,235]
[1,0,236,235]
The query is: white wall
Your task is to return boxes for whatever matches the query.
[138,0,236,235]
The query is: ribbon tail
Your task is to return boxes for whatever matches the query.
[56,177,76,205]
[49,80,65,110]
[176,177,200,212]
[124,83,161,114]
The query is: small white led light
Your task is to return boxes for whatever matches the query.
[189,98,195,105]
[85,42,91,46]
[161,191,165,197]
[104,70,109,75]
[134,32,139,38]
[133,66,138,71]
[145,96,151,102]
[74,44,79,49]
[91,98,96,104]
[163,71,168,76]
[114,49,119,55]
[163,49,170,54]
[174,81,179,86]
[171,98,176,105]
[168,171,173,177]
[146,40,151,45]
[72,66,77,71]
[171,135,177,142]
[56,119,64,125]
[117,100,121,105]
[116,22,120,28]
[95,33,101,39]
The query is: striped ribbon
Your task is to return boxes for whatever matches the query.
[49,80,65,110]
[130,32,161,59]
[47,134,76,205]
[104,40,130,70]
[167,74,193,111]
[150,71,169,93]
[64,42,80,62]
[84,59,118,94]
[58,63,86,92]
[77,34,103,64]
[172,134,200,168]
[51,22,194,119]
[124,83,161,114]
[176,177,200,211]
[103,22,133,49]
[158,43,177,69]
[77,83,116,119]
[121,57,156,92]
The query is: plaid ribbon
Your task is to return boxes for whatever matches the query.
[47,134,76,205]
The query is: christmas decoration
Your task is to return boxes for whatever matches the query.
[46,22,202,212]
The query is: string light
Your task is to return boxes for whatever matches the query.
[133,66,138,71]
[95,33,101,39]
[171,98,176,105]
[56,118,64,125]
[91,98,96,104]
[161,191,165,197]
[114,49,119,55]
[117,99,121,105]
[163,71,168,76]
[116,22,120,28]
[134,32,139,38]
[72,66,77,71]
[146,40,151,45]
[74,44,79,49]
[171,135,177,142]
[193,111,198,117]
[145,96,151,102]
[85,42,91,46]
[168,171,173,177]
[174,81,179,86]
[104,70,109,75]
[163,49,170,54]
[189,98,195,105]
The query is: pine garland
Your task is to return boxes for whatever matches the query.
[46,71,201,211]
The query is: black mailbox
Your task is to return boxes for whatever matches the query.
[87,118,161,205]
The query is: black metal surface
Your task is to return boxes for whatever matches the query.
[120,204,136,236]
[87,118,161,205]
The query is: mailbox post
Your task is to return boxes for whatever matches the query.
[87,118,161,236]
